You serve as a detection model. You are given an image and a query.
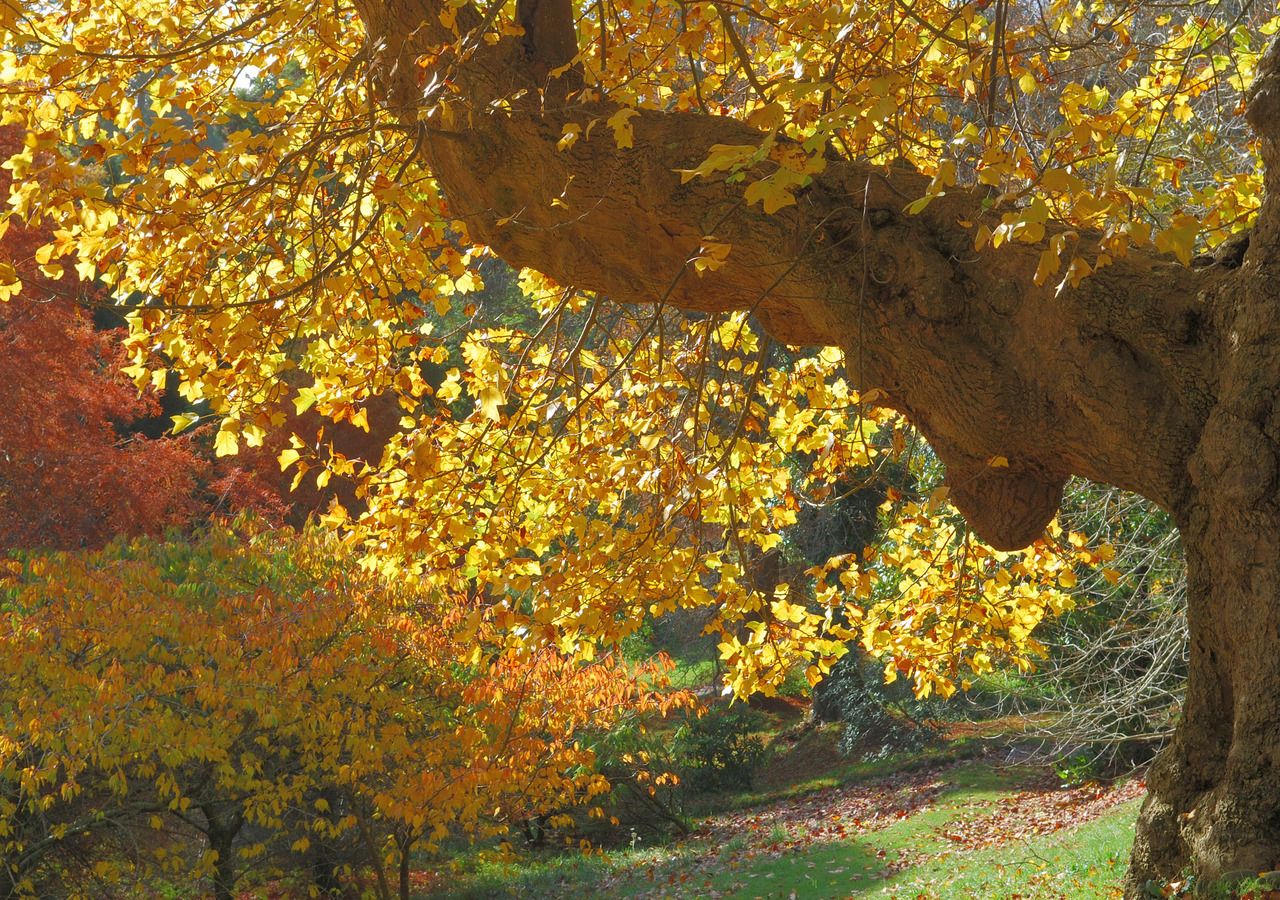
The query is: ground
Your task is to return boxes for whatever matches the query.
[436,723,1147,900]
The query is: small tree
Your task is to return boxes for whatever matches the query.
[0,522,685,899]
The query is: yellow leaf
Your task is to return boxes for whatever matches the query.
[925,485,949,515]
[1155,214,1201,265]
[294,389,317,415]
[1039,168,1075,193]
[606,108,638,150]
[973,224,993,251]
[558,123,581,151]
[1033,247,1060,286]
[478,385,503,421]
[906,194,935,215]
[934,159,957,188]
[746,101,785,131]
[214,422,239,457]
[692,239,732,273]
[0,261,19,300]
[1057,256,1094,294]
[744,176,796,214]
[171,412,200,435]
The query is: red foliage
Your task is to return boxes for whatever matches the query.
[0,126,202,550]
[0,124,390,548]
[205,463,293,527]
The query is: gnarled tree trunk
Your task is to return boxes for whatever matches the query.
[1129,62,1280,884]
[353,0,1280,891]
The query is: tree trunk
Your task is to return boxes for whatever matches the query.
[1127,63,1280,886]
[202,802,244,900]
[395,829,416,900]
[352,1,1280,892]
[1127,522,1280,893]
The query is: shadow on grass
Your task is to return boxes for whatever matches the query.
[437,832,890,899]
[428,759,1140,900]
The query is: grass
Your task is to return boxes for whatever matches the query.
[600,764,1113,900]
[427,755,1141,899]
[666,766,1137,900]
[884,799,1138,899]
[432,852,624,899]
[428,640,1138,900]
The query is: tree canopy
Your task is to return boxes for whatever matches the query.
[4,0,1238,693]
[5,0,1280,893]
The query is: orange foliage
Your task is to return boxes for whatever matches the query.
[0,522,688,897]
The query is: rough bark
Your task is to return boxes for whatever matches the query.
[354,0,1280,892]
[201,802,244,900]
[1125,41,1280,894]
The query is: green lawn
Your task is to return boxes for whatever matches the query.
[430,758,1141,899]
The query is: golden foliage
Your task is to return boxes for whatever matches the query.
[0,0,1227,698]
[0,523,683,894]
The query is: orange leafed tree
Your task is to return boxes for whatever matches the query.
[0,522,686,899]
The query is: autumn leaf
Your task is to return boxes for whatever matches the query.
[607,108,639,150]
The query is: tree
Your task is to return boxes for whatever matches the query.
[0,127,200,549]
[6,0,1280,892]
[0,521,683,899]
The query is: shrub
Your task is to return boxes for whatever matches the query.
[590,721,690,839]
[811,651,939,758]
[673,708,769,792]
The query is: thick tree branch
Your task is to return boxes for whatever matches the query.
[516,0,578,75]
[1247,36,1280,187]
[356,0,1234,549]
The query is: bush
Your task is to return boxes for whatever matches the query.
[589,721,690,839]
[673,708,769,792]
[811,651,939,758]
[1053,752,1101,787]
